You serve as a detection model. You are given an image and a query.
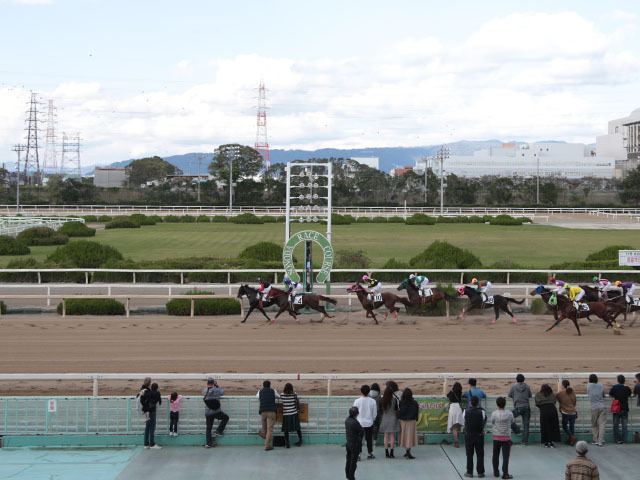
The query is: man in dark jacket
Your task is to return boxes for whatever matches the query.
[463,396,486,478]
[609,374,632,444]
[145,383,162,450]
[508,373,532,444]
[203,378,229,448]
[256,380,279,451]
[345,406,364,480]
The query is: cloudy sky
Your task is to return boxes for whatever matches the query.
[1,0,639,167]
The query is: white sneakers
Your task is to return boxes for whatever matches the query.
[150,445,162,449]
[169,431,179,437]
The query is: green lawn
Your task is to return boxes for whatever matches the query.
[2,222,639,268]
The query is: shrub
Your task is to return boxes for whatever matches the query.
[489,214,523,226]
[105,218,140,229]
[212,216,228,223]
[56,299,125,316]
[468,215,485,223]
[230,213,263,224]
[149,215,163,223]
[164,215,181,223]
[387,216,405,223]
[97,215,113,222]
[530,299,550,315]
[260,216,278,223]
[373,257,410,283]
[238,241,282,262]
[129,214,156,226]
[331,214,354,225]
[197,215,210,223]
[410,240,481,269]
[0,236,30,255]
[586,245,635,262]
[356,216,372,223]
[82,215,98,223]
[17,227,68,246]
[405,213,436,225]
[336,249,371,268]
[0,301,6,314]
[0,257,38,282]
[58,222,96,237]
[372,217,388,223]
[166,291,240,316]
[47,241,123,268]
[275,216,286,223]
[180,215,196,223]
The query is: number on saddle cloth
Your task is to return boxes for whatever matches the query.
[373,293,383,303]
[634,298,640,307]
[483,295,494,305]
[419,288,433,298]
[573,301,589,312]
[293,295,303,305]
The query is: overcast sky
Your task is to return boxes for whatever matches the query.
[1,0,639,167]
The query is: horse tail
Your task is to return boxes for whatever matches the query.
[507,297,525,305]
[317,295,338,305]
[444,292,458,301]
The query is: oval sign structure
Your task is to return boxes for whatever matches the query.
[282,230,333,284]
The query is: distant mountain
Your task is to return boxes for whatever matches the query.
[97,140,558,174]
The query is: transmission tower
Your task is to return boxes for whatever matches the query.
[43,99,57,171]
[60,132,82,178]
[24,92,43,184]
[255,80,271,169]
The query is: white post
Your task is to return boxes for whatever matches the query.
[285,163,291,242]
[93,376,99,396]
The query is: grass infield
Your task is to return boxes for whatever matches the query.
[2,222,639,268]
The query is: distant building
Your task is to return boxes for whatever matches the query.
[596,107,640,178]
[416,142,614,179]
[391,166,414,176]
[349,157,379,170]
[94,167,126,188]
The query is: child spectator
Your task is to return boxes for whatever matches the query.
[168,391,182,436]
[491,397,514,479]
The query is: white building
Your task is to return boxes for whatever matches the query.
[596,107,640,178]
[94,167,126,188]
[416,143,615,179]
[349,157,379,170]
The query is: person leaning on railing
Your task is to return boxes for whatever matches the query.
[587,374,606,447]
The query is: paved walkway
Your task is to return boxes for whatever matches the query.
[1,443,637,480]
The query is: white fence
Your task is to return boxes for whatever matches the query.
[0,216,84,237]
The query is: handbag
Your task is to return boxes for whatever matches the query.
[611,399,621,413]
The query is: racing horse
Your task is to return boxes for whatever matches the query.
[236,284,277,323]
[456,285,524,324]
[531,285,622,336]
[397,277,457,314]
[347,282,411,325]
[269,287,337,324]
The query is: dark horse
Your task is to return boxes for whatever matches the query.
[269,287,337,324]
[347,282,411,325]
[236,284,276,323]
[456,285,524,324]
[397,277,457,314]
[531,285,621,336]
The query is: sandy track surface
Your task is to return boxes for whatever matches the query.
[0,312,637,396]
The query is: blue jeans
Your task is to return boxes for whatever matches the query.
[144,411,157,446]
[612,412,628,443]
[561,412,576,438]
[510,406,530,443]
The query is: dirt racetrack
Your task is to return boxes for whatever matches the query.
[0,312,638,396]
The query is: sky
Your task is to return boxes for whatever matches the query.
[0,0,639,168]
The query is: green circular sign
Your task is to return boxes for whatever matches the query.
[282,230,334,283]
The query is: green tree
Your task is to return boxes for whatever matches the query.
[47,175,99,204]
[540,182,558,204]
[619,166,640,204]
[125,156,181,186]
[208,144,264,184]
[487,177,514,204]
[445,174,479,205]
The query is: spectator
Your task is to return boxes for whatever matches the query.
[565,441,600,480]
[535,383,561,448]
[447,381,464,448]
[608,374,632,444]
[168,391,182,436]
[587,374,606,446]
[353,384,377,459]
[463,396,486,478]
[491,397,514,480]
[203,378,229,448]
[345,406,364,480]
[257,380,280,451]
[144,383,162,450]
[633,373,640,407]
[370,383,382,447]
[463,378,487,410]
[398,388,418,459]
[386,380,401,403]
[508,373,532,445]
[380,384,400,459]
[557,380,578,446]
[137,376,151,415]
[280,382,303,448]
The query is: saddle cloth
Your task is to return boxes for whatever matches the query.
[633,298,640,307]
[293,295,303,305]
[368,293,383,303]
[483,295,494,305]
[419,288,433,298]
[573,302,590,312]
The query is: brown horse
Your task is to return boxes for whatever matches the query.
[532,285,621,336]
[456,285,524,324]
[347,282,411,325]
[269,287,337,324]
[396,277,457,314]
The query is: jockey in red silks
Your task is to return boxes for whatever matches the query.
[257,277,272,297]
[549,277,567,295]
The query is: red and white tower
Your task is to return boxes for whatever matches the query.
[43,99,57,171]
[255,80,271,169]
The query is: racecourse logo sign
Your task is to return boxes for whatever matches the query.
[283,230,333,283]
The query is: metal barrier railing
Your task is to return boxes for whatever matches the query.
[0,216,84,237]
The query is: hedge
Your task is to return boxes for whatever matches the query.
[97,215,113,222]
[56,298,125,315]
[47,241,123,268]
[16,227,68,246]
[410,240,481,269]
[489,214,527,226]
[129,214,157,226]
[0,236,30,255]
[530,299,550,315]
[260,216,278,223]
[180,215,196,223]
[164,215,181,223]
[82,215,98,222]
[405,213,436,225]
[105,218,140,229]
[166,291,240,316]
[230,213,263,224]
[331,214,354,225]
[212,216,228,223]
[197,215,210,223]
[0,301,6,314]
[57,222,96,237]
[238,242,282,262]
[586,245,634,262]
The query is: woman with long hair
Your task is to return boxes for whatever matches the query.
[535,383,561,448]
[379,385,401,458]
[280,382,302,448]
[398,388,419,459]
[447,381,464,448]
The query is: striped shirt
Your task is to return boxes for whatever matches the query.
[280,393,299,416]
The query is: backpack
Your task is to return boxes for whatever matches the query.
[611,399,621,414]
[136,389,149,415]
[203,388,221,411]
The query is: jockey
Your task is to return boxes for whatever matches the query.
[471,278,492,301]
[567,285,585,309]
[283,276,303,305]
[549,277,567,295]
[257,277,272,298]
[615,281,636,303]
[362,274,382,301]
[410,273,430,295]
[592,276,611,298]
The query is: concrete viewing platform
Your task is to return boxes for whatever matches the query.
[0,443,637,480]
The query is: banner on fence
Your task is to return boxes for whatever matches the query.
[416,399,448,432]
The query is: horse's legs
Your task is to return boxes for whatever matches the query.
[272,305,287,323]
[546,314,566,332]
[315,306,332,320]
[259,307,271,322]
[241,304,256,323]
[500,304,517,324]
[571,317,582,336]
[367,309,379,325]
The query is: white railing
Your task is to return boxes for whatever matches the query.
[0,216,84,237]
[0,372,634,397]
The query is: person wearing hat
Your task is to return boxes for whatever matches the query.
[549,277,567,296]
[202,377,229,448]
[566,285,586,308]
[565,441,600,480]
[284,276,304,307]
[615,281,635,304]
[471,278,492,302]
[410,273,430,297]
[592,277,611,299]
[362,275,382,302]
